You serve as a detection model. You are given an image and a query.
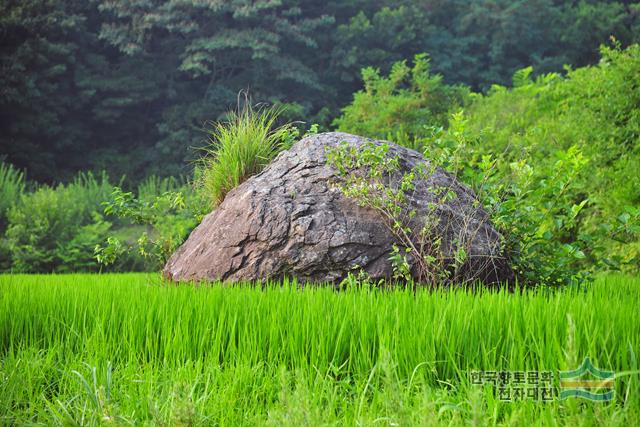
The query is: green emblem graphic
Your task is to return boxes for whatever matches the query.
[559,358,615,401]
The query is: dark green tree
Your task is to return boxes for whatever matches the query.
[1,0,638,183]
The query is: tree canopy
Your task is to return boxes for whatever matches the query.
[2,0,639,182]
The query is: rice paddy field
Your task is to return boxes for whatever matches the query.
[0,274,639,426]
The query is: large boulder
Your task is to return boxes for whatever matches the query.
[164,132,512,284]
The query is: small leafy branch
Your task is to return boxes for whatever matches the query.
[104,187,187,223]
[95,187,198,269]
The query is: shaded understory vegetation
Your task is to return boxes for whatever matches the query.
[1,274,638,425]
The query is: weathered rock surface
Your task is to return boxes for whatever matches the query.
[164,132,512,284]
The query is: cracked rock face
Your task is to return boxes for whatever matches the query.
[163,132,513,284]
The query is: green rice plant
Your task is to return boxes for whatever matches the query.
[197,103,298,208]
[0,274,638,425]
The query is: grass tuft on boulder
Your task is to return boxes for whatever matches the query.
[197,104,297,208]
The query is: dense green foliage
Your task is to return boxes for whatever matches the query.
[0,163,25,270]
[460,45,640,273]
[1,274,638,424]
[336,45,640,280]
[334,54,469,147]
[0,170,201,273]
[0,163,24,231]
[2,1,639,182]
[3,173,113,273]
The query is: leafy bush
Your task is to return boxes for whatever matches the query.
[333,45,640,284]
[197,104,299,208]
[334,54,469,150]
[455,44,640,274]
[1,171,206,273]
[422,120,598,286]
[327,119,611,286]
[5,173,114,273]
